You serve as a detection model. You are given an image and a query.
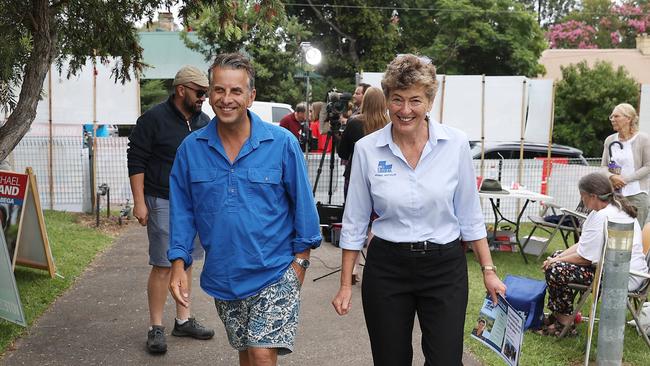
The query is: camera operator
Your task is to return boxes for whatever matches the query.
[338,87,389,199]
[350,83,371,117]
[279,102,307,141]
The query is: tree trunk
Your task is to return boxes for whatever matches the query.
[0,0,57,161]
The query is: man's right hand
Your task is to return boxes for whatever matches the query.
[133,203,148,226]
[169,259,190,308]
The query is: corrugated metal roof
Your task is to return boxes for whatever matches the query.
[139,31,212,79]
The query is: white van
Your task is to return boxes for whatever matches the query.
[201,101,293,126]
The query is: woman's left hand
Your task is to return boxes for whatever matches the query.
[483,271,506,304]
[610,175,626,190]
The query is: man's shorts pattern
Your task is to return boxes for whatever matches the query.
[214,266,301,355]
[145,195,204,267]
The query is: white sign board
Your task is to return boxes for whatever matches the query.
[640,84,650,135]
[31,58,140,126]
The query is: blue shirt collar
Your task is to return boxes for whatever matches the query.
[196,110,274,150]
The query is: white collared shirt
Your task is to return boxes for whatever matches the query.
[339,120,487,250]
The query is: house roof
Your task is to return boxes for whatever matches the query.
[138,31,211,79]
[538,48,650,84]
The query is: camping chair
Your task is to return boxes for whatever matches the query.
[522,202,589,260]
[558,223,650,346]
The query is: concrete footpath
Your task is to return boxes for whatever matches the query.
[0,225,482,365]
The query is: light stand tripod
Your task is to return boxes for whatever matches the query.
[312,124,366,282]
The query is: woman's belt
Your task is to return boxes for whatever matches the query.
[374,236,461,252]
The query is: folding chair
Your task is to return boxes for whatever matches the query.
[522,202,589,260]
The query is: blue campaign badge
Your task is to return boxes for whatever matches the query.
[377,161,392,174]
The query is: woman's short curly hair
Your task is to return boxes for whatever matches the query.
[381,54,438,100]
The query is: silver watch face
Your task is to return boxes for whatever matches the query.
[296,258,310,269]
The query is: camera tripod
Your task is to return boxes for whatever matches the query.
[311,125,367,282]
[311,127,338,203]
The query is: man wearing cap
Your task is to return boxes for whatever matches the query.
[128,65,215,354]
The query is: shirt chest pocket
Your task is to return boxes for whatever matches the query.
[190,169,223,212]
[246,168,282,208]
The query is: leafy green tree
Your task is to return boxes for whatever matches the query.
[553,61,639,157]
[286,0,400,98]
[181,1,310,105]
[517,0,579,26]
[140,79,170,113]
[0,0,186,161]
[406,0,547,76]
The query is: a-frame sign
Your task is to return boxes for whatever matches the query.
[0,227,26,326]
[0,167,55,278]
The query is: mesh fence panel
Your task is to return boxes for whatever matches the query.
[13,136,87,211]
[95,137,130,207]
[10,135,606,222]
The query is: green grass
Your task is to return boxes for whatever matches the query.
[464,223,650,365]
[0,211,114,355]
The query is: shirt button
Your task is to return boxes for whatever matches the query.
[230,189,235,193]
[230,169,234,173]
[265,177,269,181]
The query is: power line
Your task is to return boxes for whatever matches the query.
[284,2,648,18]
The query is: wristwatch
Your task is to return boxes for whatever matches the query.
[294,257,310,270]
[481,264,497,273]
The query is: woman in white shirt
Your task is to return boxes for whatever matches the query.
[601,103,650,225]
[331,54,505,366]
[542,172,648,336]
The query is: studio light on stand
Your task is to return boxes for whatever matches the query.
[299,42,321,161]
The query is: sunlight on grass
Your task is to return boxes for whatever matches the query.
[464,223,650,365]
[0,211,114,355]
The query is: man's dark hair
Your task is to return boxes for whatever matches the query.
[359,83,371,94]
[295,102,306,113]
[210,53,256,91]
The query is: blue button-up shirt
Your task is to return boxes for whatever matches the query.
[340,120,487,250]
[168,111,322,300]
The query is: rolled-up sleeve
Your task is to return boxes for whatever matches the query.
[167,143,197,269]
[340,143,373,250]
[283,138,322,253]
[453,140,487,241]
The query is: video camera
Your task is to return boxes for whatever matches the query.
[324,89,352,132]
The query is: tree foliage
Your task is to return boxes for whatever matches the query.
[548,0,650,48]
[411,0,547,76]
[553,61,639,157]
[182,0,310,105]
[0,0,186,160]
[517,0,579,26]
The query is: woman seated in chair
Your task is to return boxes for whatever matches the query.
[541,172,649,335]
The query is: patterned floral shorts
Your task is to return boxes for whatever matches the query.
[214,266,301,355]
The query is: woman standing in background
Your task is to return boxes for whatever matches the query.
[601,103,650,225]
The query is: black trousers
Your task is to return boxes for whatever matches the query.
[361,237,468,366]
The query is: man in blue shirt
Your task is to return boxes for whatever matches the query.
[168,53,321,366]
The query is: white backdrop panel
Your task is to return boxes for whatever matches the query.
[33,59,139,126]
[484,76,526,141]
[525,80,553,143]
[441,75,483,140]
[640,84,650,135]
[359,72,383,89]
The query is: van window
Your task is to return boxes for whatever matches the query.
[272,107,292,124]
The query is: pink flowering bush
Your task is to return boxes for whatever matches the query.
[547,20,597,48]
[547,3,650,49]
